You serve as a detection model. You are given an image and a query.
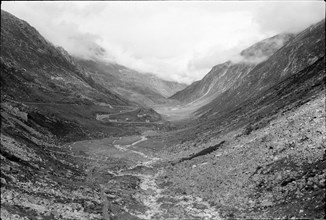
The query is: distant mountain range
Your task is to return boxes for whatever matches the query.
[75,58,186,106]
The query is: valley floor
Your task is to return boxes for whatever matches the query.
[65,134,221,219]
[1,93,325,220]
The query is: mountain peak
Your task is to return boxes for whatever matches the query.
[170,33,296,104]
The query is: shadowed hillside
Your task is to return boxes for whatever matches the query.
[0,10,129,106]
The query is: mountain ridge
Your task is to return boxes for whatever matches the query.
[195,18,325,119]
[170,33,295,104]
[1,10,130,106]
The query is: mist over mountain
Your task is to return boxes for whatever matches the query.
[75,56,186,106]
[195,19,324,118]
[233,33,295,63]
[3,1,324,84]
[170,33,295,104]
[0,10,129,106]
[0,9,165,137]
[1,7,325,220]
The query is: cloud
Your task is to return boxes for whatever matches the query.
[229,54,270,65]
[2,1,325,84]
[229,33,296,64]
[254,1,325,34]
[1,2,107,59]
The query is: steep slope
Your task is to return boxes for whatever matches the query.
[76,58,187,106]
[0,10,128,106]
[197,19,325,118]
[170,33,295,104]
[1,10,164,140]
[158,20,325,219]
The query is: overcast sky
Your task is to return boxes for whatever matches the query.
[2,1,325,84]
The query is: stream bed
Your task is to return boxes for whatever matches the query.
[102,135,222,220]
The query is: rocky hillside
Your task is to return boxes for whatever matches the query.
[170,33,295,104]
[161,92,325,219]
[76,58,186,106]
[158,20,325,219]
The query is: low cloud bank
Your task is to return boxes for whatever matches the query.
[2,1,324,84]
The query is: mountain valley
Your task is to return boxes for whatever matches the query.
[1,9,325,220]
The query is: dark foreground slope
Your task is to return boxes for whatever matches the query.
[1,99,106,219]
[156,20,325,219]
